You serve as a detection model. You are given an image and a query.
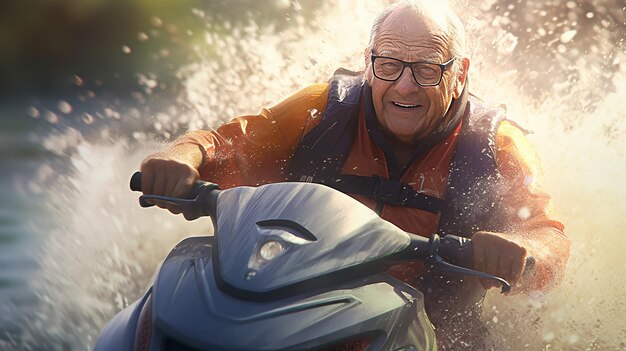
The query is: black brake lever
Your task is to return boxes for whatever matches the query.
[138,195,200,214]
[431,255,511,293]
[428,234,512,293]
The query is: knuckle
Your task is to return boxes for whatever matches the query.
[141,157,161,170]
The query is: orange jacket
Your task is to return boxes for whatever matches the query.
[174,83,568,293]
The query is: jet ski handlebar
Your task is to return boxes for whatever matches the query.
[130,171,221,221]
[130,172,524,293]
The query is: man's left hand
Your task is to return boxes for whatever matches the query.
[471,231,528,291]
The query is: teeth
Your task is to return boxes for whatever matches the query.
[393,102,418,108]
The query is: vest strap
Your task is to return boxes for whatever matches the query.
[306,174,444,214]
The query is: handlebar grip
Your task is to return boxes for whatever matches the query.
[129,172,155,208]
[129,171,221,215]
[130,171,142,192]
[437,234,535,290]
[438,235,535,272]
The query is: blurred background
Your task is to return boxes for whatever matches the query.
[0,0,624,350]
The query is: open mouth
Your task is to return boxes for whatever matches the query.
[392,102,420,108]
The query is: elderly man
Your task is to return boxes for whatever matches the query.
[139,1,570,348]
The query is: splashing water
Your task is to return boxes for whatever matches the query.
[2,0,625,349]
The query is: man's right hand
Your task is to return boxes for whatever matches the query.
[139,155,200,215]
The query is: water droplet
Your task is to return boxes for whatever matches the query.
[73,75,84,86]
[156,113,171,124]
[133,131,147,141]
[586,12,594,19]
[27,106,40,118]
[517,207,531,220]
[542,332,555,342]
[191,8,205,18]
[44,111,59,124]
[492,316,499,323]
[308,108,319,118]
[497,32,518,54]
[151,16,163,27]
[138,74,158,89]
[82,113,94,124]
[560,30,577,44]
[104,108,120,120]
[137,32,149,42]
[121,45,131,54]
[58,100,72,114]
[128,108,141,119]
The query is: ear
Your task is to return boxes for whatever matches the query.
[363,47,373,82]
[452,57,470,99]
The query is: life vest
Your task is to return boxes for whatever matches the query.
[289,71,513,238]
[287,72,523,346]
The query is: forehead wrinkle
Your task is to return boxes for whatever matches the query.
[372,4,454,62]
[374,31,450,62]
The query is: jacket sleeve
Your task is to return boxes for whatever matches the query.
[495,121,570,294]
[169,83,330,189]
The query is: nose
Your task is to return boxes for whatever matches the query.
[394,67,419,95]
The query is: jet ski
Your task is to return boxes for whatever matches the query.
[93,172,510,351]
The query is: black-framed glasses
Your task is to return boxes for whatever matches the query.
[371,54,455,86]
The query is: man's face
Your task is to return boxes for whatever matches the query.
[366,8,466,146]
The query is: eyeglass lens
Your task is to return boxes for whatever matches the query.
[373,57,442,85]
